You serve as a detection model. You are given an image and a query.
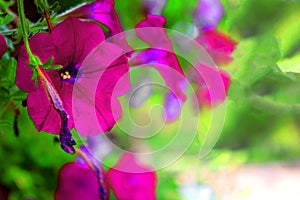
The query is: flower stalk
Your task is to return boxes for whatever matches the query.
[44,9,53,32]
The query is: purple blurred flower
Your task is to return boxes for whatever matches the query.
[128,77,153,108]
[55,162,107,200]
[0,34,7,58]
[107,153,157,200]
[143,0,167,15]
[131,14,187,103]
[193,0,224,31]
[16,17,129,135]
[164,92,181,122]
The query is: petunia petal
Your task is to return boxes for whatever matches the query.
[0,34,7,58]
[194,64,231,106]
[73,42,130,136]
[27,81,62,134]
[107,153,157,200]
[55,163,101,200]
[195,30,236,65]
[64,0,131,53]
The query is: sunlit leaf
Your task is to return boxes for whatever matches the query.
[277,54,300,74]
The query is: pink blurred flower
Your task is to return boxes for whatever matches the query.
[55,162,107,200]
[131,14,187,103]
[107,154,157,200]
[16,17,129,135]
[196,30,236,65]
[190,63,231,107]
[0,34,7,58]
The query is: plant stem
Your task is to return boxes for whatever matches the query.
[44,9,53,32]
[249,91,300,115]
[16,0,34,60]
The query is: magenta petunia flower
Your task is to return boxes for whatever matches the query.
[55,162,107,200]
[193,0,224,31]
[0,34,7,58]
[196,30,236,66]
[191,63,231,107]
[107,153,157,200]
[16,17,129,137]
[131,14,187,103]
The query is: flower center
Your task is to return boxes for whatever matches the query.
[59,64,79,84]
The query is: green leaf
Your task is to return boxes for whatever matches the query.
[0,120,12,128]
[9,86,27,101]
[0,13,14,26]
[0,0,14,11]
[42,57,54,68]
[0,55,17,87]
[232,33,282,85]
[45,65,62,70]
[277,54,300,74]
[41,56,62,70]
[31,69,38,86]
[274,7,300,57]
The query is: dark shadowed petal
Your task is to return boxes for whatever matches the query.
[0,34,7,58]
[193,0,224,31]
[107,154,157,200]
[132,14,187,103]
[55,163,101,200]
